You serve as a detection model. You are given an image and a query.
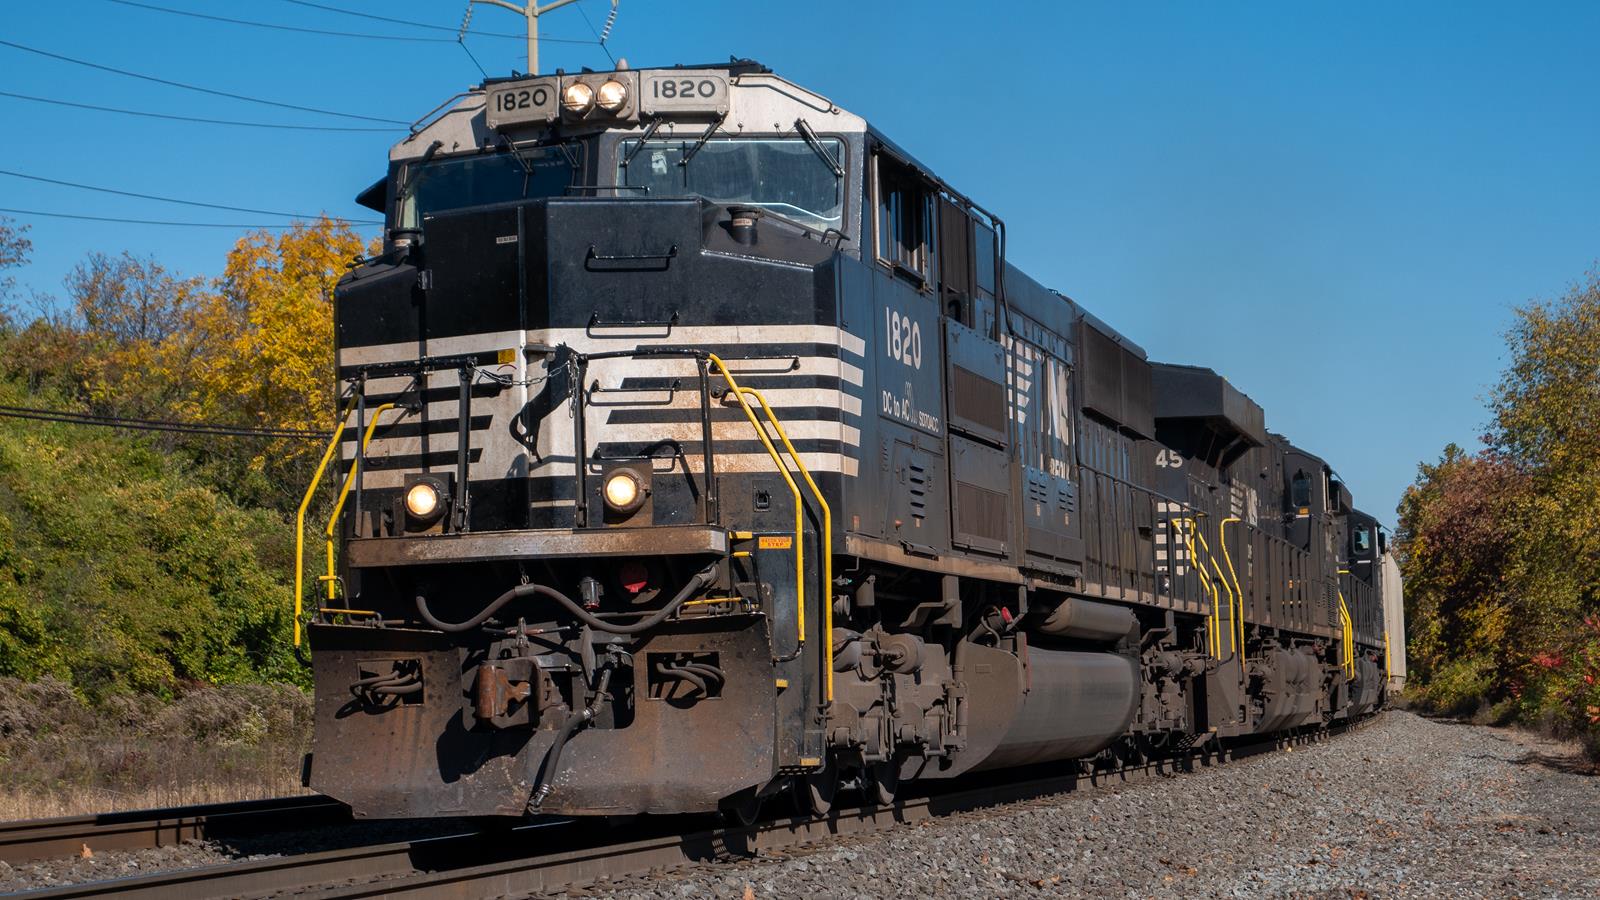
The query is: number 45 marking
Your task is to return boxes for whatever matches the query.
[1156,448,1183,469]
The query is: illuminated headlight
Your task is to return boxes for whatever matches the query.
[405,482,441,519]
[603,470,645,513]
[562,81,595,114]
[595,79,628,112]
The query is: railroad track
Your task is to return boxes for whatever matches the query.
[0,796,349,867]
[4,716,1375,899]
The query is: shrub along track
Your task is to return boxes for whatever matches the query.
[3,717,1375,899]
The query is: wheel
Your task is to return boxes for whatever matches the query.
[868,761,899,806]
[722,788,763,827]
[792,764,838,816]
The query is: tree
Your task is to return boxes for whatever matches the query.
[65,252,212,419]
[183,218,373,506]
[1404,267,1600,752]
[0,217,32,325]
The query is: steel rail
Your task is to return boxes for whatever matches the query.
[14,716,1377,899]
[0,795,348,866]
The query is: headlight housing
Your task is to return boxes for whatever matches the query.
[405,481,441,519]
[595,79,628,112]
[603,469,646,514]
[562,81,595,114]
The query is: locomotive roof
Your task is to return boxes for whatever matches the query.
[384,61,1155,364]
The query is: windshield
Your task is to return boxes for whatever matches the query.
[397,145,580,228]
[617,136,844,231]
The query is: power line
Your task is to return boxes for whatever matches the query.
[0,405,324,439]
[0,169,382,224]
[0,90,398,132]
[575,1,616,67]
[102,0,456,44]
[0,38,408,125]
[279,0,599,44]
[0,207,377,230]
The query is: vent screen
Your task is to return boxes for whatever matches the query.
[951,365,1007,436]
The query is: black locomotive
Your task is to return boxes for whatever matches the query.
[302,59,1399,820]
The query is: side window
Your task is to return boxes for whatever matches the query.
[1290,470,1311,509]
[874,153,931,287]
[938,196,973,325]
[974,222,996,299]
[1353,527,1371,555]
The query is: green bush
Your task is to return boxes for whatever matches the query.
[0,378,304,699]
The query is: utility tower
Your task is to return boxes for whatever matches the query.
[468,0,599,75]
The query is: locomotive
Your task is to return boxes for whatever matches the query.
[300,58,1401,820]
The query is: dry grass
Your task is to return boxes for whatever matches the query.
[0,677,313,822]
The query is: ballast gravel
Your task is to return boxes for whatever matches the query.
[2,712,1594,897]
[569,711,1600,899]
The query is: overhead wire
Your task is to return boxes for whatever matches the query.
[0,169,381,224]
[100,0,452,44]
[575,1,616,67]
[277,0,600,44]
[0,38,408,125]
[0,90,397,132]
[0,405,324,439]
[0,207,376,230]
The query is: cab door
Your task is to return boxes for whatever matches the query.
[935,195,1014,561]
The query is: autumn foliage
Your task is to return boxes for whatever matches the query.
[1401,268,1600,754]
[0,217,370,697]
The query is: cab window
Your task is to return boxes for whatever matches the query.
[1353,527,1371,555]
[874,154,931,286]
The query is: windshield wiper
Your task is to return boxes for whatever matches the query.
[794,118,843,179]
[621,118,664,169]
[678,112,728,168]
[396,139,445,208]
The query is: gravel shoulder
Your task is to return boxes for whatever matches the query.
[2,712,1594,898]
[573,711,1600,899]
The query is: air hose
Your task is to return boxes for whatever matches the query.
[414,564,717,635]
[529,665,614,810]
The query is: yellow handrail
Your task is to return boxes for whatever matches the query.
[1336,589,1355,679]
[293,394,359,647]
[733,384,834,704]
[1220,516,1246,661]
[706,354,835,703]
[707,355,806,643]
[1191,522,1238,663]
[322,403,399,612]
[1177,517,1221,659]
[1336,569,1356,679]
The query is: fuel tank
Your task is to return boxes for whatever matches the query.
[973,648,1139,771]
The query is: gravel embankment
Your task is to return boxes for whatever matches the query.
[2,712,1594,898]
[573,711,1600,899]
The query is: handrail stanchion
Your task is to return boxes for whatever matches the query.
[706,355,807,651]
[320,403,400,611]
[293,394,358,647]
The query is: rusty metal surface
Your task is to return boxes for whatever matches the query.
[345,526,729,568]
[0,797,347,866]
[307,617,777,819]
[841,535,1024,584]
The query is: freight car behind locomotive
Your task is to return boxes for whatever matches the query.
[300,59,1401,820]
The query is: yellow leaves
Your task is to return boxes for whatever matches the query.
[187,218,372,467]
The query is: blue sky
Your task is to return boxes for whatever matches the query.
[3,1,1598,528]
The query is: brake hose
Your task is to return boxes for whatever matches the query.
[415,564,717,635]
